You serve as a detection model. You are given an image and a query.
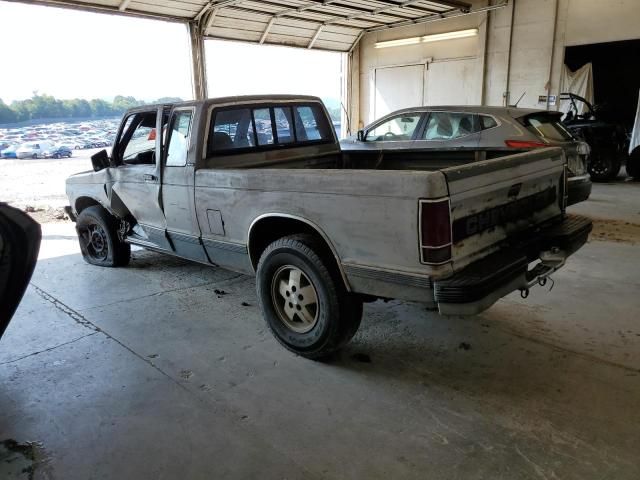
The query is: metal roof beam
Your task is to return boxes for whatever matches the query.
[307,24,324,48]
[365,0,507,32]
[259,16,277,43]
[330,0,441,16]
[281,0,420,20]
[194,0,245,21]
[302,0,448,28]
[219,4,380,29]
[118,0,132,12]
[426,0,472,12]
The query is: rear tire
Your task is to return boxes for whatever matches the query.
[76,205,130,267]
[256,234,362,359]
[626,147,640,179]
[587,146,621,182]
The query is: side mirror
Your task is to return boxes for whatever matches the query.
[91,149,110,172]
[357,129,365,142]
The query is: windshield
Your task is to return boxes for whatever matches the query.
[521,113,573,142]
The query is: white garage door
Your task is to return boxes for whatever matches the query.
[425,58,480,106]
[374,64,425,118]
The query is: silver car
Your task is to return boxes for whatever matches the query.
[341,106,592,206]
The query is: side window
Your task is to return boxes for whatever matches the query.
[253,108,274,146]
[209,108,256,155]
[423,112,477,141]
[365,114,421,142]
[121,112,157,164]
[293,105,332,142]
[480,115,498,130]
[208,103,334,156]
[274,107,294,144]
[166,110,193,167]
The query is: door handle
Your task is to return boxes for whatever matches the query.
[143,174,157,182]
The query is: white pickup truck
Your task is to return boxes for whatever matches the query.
[65,95,592,358]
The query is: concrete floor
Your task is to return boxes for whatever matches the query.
[1,181,639,479]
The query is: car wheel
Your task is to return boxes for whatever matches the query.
[256,234,362,359]
[76,205,130,267]
[626,147,640,180]
[587,146,621,182]
[32,153,38,159]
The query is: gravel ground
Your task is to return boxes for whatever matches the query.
[0,148,97,221]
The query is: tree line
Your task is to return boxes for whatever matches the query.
[0,94,182,124]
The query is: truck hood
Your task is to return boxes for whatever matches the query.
[66,169,108,184]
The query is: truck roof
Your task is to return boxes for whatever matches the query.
[128,94,324,112]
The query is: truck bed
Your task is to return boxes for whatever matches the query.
[194,147,570,313]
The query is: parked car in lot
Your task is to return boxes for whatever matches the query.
[1,145,18,159]
[342,106,592,206]
[16,141,54,159]
[560,92,630,182]
[65,95,592,359]
[45,145,73,159]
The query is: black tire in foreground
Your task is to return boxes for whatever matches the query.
[587,146,621,182]
[256,234,363,359]
[626,147,640,179]
[76,205,130,267]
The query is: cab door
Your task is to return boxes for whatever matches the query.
[160,106,208,263]
[109,107,172,250]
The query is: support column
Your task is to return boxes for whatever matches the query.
[188,21,208,100]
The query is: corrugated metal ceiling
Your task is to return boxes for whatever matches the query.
[15,0,474,51]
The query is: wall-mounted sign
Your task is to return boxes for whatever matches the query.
[538,95,557,106]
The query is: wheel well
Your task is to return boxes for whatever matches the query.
[248,216,348,289]
[75,196,101,214]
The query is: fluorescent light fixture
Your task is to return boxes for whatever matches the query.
[374,37,422,49]
[374,28,479,49]
[422,28,478,43]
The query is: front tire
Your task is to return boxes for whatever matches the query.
[76,205,130,267]
[256,234,362,359]
[588,146,621,182]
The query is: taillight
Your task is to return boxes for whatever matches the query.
[419,199,452,265]
[505,139,547,149]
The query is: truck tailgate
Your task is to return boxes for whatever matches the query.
[442,147,566,271]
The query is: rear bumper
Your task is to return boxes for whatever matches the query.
[567,174,592,206]
[434,214,592,315]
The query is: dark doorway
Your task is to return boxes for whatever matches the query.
[565,39,640,128]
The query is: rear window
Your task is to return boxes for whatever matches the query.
[210,108,256,152]
[208,103,333,156]
[521,113,573,141]
[480,115,498,130]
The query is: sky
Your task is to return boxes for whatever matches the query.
[0,1,342,104]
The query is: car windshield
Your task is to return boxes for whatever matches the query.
[521,113,573,142]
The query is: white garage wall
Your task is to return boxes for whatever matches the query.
[484,0,559,109]
[356,9,487,128]
[565,0,640,46]
[351,0,640,128]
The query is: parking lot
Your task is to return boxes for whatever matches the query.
[1,158,639,478]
